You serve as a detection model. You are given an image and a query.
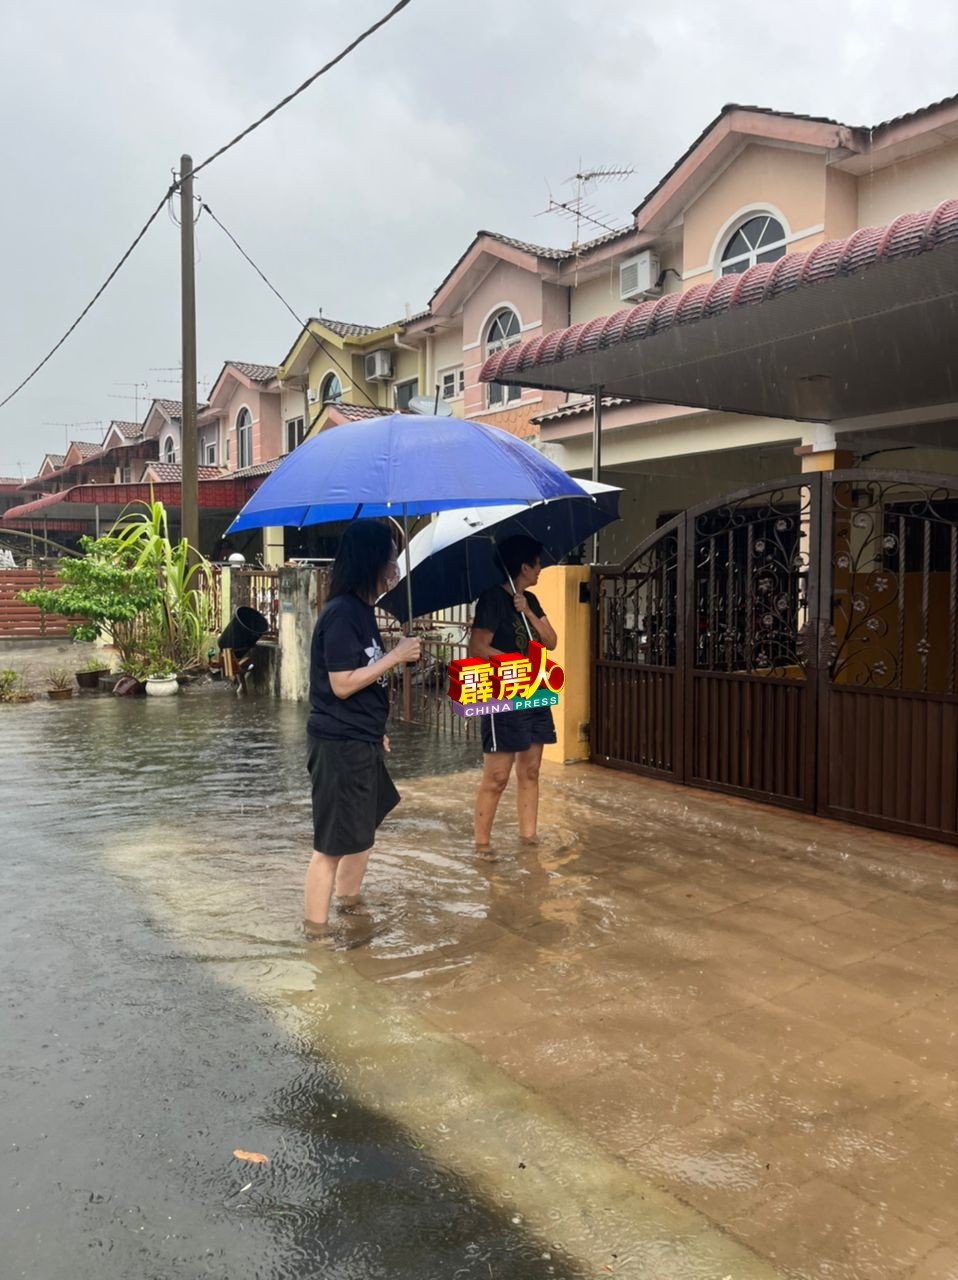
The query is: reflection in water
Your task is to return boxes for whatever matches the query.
[9,687,949,1278]
[0,692,586,1280]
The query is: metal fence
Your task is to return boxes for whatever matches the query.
[376,600,476,738]
[230,568,281,635]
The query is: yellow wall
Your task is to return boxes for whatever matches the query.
[857,141,958,226]
[304,342,421,415]
[682,144,826,273]
[534,565,591,763]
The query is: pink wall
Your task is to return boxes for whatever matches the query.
[461,260,566,427]
[219,382,281,470]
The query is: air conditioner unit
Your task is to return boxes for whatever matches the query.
[307,388,319,404]
[619,250,661,301]
[364,349,393,381]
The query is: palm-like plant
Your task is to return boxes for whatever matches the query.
[111,500,217,672]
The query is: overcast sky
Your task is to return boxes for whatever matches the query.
[0,0,955,473]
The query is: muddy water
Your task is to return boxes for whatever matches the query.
[15,687,949,1278]
[0,692,587,1280]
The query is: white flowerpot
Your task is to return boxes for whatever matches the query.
[146,675,179,697]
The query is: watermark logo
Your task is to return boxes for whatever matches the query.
[447,641,565,718]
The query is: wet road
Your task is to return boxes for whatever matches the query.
[0,691,581,1280]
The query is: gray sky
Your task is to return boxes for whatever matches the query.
[1,0,955,474]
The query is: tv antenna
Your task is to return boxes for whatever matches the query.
[42,420,104,453]
[149,365,210,397]
[107,381,149,420]
[537,164,634,252]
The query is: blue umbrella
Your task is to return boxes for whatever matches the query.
[226,414,585,530]
[378,480,620,622]
[226,413,589,627]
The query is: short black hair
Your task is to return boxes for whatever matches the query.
[329,521,395,602]
[497,535,543,582]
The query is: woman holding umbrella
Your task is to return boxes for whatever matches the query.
[470,535,558,857]
[303,522,420,940]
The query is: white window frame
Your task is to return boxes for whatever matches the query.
[320,372,343,404]
[285,416,306,454]
[712,205,790,278]
[236,407,253,471]
[204,442,217,466]
[438,365,465,401]
[485,309,522,407]
[394,378,419,411]
[162,435,176,464]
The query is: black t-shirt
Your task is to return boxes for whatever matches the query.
[307,593,389,742]
[473,585,545,657]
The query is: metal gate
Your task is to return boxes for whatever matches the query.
[592,469,958,844]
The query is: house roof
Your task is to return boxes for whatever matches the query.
[328,402,393,422]
[479,227,636,261]
[874,91,958,131]
[633,95,958,219]
[228,362,278,383]
[155,399,183,418]
[310,317,380,338]
[68,441,102,459]
[109,420,142,439]
[142,463,226,482]
[481,199,958,423]
[43,454,65,469]
[229,457,282,479]
[531,396,632,426]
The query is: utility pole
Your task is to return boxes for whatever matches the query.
[591,387,603,564]
[179,154,199,551]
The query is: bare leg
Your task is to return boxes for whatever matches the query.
[515,743,544,841]
[474,753,514,851]
[334,849,371,908]
[304,851,340,930]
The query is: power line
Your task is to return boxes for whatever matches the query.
[200,200,383,413]
[0,0,415,415]
[0,185,175,412]
[187,0,413,183]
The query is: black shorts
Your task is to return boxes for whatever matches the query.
[307,737,400,857]
[480,706,557,755]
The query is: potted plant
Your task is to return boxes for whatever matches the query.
[76,656,111,690]
[20,501,217,698]
[0,669,33,705]
[145,660,179,697]
[47,667,74,701]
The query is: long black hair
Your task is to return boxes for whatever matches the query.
[328,521,394,602]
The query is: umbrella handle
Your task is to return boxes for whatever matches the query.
[402,505,416,638]
[505,569,534,641]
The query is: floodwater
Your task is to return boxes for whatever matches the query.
[3,688,956,1279]
[0,692,582,1280]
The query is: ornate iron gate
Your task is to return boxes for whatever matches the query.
[592,469,958,844]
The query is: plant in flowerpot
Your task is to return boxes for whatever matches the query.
[47,667,75,701]
[76,655,111,690]
[21,500,216,699]
[144,652,179,697]
[0,668,33,705]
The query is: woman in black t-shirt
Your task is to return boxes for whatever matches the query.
[469,535,558,858]
[304,523,420,939]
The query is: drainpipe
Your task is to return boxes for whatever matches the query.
[591,387,603,564]
[393,332,423,411]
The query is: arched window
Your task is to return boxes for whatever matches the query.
[321,372,343,403]
[236,407,252,470]
[719,214,788,276]
[163,435,176,464]
[485,309,521,407]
